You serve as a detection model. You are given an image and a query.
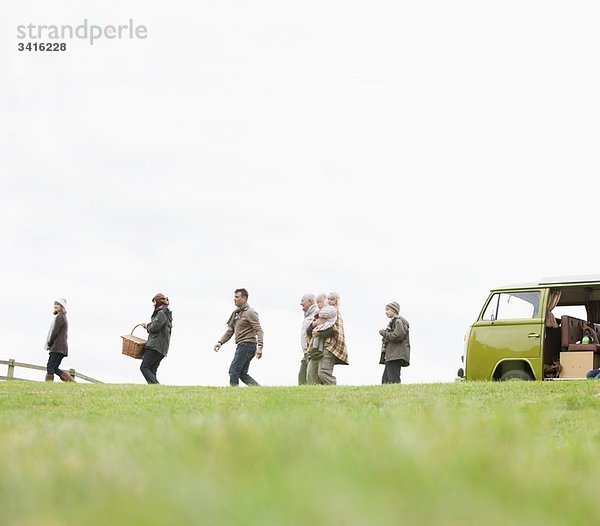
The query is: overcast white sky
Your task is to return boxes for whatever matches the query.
[1,0,599,386]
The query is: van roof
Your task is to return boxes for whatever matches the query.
[494,275,600,291]
[539,275,600,285]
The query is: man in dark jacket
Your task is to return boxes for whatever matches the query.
[45,298,74,382]
[379,301,410,384]
[140,293,173,384]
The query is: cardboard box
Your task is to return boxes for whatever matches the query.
[559,351,600,378]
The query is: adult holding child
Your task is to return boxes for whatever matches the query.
[307,292,348,385]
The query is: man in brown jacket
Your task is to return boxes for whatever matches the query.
[214,288,264,386]
[45,298,74,382]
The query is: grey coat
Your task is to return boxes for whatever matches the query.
[48,313,69,356]
[145,307,173,357]
[301,304,319,353]
[379,315,410,366]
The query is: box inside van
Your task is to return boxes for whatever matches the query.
[459,276,600,381]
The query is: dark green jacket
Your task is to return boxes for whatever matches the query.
[379,315,410,366]
[145,307,173,357]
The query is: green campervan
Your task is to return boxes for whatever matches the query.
[458,276,600,381]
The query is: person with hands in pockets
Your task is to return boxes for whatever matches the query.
[45,298,74,382]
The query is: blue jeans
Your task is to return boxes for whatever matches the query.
[229,342,260,386]
[587,369,600,379]
[47,352,65,377]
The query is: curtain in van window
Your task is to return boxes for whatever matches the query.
[545,291,561,327]
[585,301,600,324]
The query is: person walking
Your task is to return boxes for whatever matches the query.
[299,294,318,385]
[306,292,348,385]
[214,288,264,386]
[45,298,74,382]
[379,301,410,384]
[140,293,173,384]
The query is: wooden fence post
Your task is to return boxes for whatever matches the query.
[0,358,100,383]
[7,359,15,380]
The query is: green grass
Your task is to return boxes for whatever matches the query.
[3,380,600,525]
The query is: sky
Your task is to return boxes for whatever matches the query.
[1,0,599,386]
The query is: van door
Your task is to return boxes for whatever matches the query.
[466,290,545,380]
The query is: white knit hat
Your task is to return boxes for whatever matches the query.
[55,298,68,309]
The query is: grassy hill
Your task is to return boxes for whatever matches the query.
[2,380,600,525]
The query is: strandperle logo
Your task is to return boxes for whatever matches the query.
[16,19,148,46]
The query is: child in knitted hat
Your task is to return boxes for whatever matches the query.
[379,301,410,384]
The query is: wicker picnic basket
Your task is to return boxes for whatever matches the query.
[121,324,147,359]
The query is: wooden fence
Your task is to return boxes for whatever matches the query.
[0,359,102,383]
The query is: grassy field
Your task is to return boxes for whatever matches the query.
[2,380,600,526]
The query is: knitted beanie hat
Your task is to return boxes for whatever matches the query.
[386,302,400,315]
[55,298,67,309]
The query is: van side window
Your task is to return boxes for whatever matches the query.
[482,291,541,321]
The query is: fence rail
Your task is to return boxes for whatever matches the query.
[0,359,102,383]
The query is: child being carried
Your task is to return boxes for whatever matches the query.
[311,304,338,353]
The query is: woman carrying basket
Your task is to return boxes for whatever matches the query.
[140,293,173,384]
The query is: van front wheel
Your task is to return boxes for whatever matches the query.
[499,370,533,381]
